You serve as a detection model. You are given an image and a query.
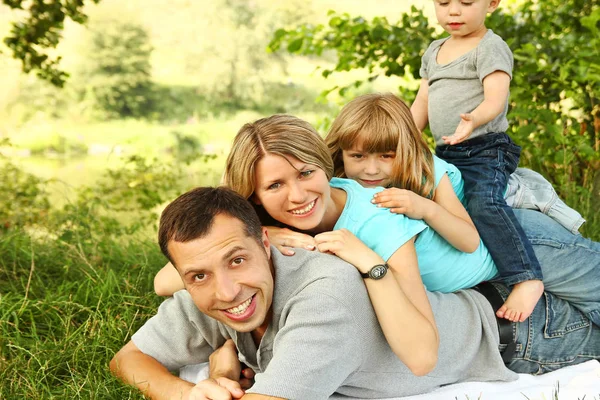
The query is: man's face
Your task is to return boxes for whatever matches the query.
[169,214,274,333]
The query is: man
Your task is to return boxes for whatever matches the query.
[110,186,600,400]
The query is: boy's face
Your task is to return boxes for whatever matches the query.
[434,0,500,39]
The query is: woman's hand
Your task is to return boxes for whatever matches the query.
[265,226,316,256]
[372,188,433,220]
[314,229,383,274]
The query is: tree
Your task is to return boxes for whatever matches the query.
[269,2,600,207]
[2,0,100,87]
[77,19,153,118]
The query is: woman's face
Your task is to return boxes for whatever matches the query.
[253,153,331,231]
[342,143,395,188]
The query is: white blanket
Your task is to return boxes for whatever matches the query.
[181,360,600,399]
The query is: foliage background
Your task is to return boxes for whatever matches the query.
[0,0,598,398]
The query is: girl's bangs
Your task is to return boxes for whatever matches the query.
[339,127,398,154]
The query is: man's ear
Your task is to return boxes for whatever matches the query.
[262,227,271,259]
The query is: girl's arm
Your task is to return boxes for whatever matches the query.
[410,78,429,132]
[314,230,438,376]
[373,175,480,253]
[154,263,185,296]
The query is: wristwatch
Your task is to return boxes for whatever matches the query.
[361,263,389,280]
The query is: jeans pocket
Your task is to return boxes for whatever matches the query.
[543,292,590,338]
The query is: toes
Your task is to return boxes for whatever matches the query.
[496,306,507,318]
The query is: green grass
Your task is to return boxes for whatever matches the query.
[0,228,161,399]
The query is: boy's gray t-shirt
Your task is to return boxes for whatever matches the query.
[132,248,515,399]
[420,29,513,145]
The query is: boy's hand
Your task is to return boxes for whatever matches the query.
[442,113,475,145]
[372,188,432,221]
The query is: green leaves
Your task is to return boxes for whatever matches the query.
[2,0,102,87]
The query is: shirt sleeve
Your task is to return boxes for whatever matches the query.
[477,35,513,82]
[358,207,427,262]
[419,43,433,79]
[248,291,363,400]
[132,291,227,371]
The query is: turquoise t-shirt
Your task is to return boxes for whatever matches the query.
[330,172,497,292]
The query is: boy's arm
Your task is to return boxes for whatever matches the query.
[442,71,511,145]
[410,78,429,132]
[110,341,195,399]
[154,262,185,296]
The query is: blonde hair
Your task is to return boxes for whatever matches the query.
[224,114,334,200]
[326,93,435,198]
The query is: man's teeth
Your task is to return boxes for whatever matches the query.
[226,297,252,315]
[291,200,315,215]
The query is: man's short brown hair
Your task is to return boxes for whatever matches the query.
[158,186,263,265]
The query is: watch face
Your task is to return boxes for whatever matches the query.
[370,264,388,280]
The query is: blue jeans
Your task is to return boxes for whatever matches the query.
[436,133,543,285]
[511,209,600,327]
[495,282,600,374]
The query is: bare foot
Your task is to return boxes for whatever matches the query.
[496,280,544,322]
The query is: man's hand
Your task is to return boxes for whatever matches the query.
[209,339,255,390]
[209,340,241,381]
[442,113,475,145]
[185,377,244,400]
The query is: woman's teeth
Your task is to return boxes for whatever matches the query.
[291,200,315,215]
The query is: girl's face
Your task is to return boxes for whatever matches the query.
[342,146,395,188]
[253,153,332,231]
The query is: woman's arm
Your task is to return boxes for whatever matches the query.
[314,230,438,376]
[372,175,480,253]
[154,263,185,296]
[410,78,429,132]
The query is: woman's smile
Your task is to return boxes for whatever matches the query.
[253,153,333,232]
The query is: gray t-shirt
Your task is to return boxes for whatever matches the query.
[420,29,513,145]
[132,248,516,399]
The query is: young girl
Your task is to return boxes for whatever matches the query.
[324,92,600,325]
[411,0,542,322]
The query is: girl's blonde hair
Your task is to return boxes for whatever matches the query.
[224,114,334,200]
[326,93,435,198]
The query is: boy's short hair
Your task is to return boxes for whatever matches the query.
[158,186,263,265]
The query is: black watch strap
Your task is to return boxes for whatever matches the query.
[361,263,389,280]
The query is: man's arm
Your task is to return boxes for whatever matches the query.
[110,340,195,399]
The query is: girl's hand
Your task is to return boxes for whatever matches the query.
[265,226,316,256]
[372,188,432,220]
[314,229,383,274]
